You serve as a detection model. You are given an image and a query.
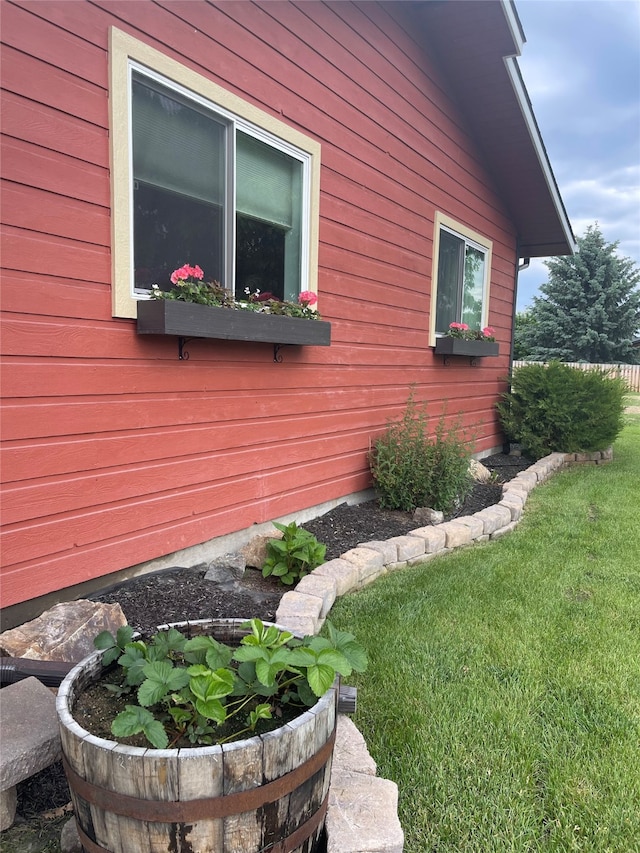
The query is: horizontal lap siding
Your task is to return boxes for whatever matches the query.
[1,0,516,607]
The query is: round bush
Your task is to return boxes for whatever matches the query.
[497,362,626,459]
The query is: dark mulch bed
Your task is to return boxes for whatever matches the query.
[8,452,531,846]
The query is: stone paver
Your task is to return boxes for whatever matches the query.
[361,540,399,564]
[0,678,61,830]
[454,514,484,539]
[474,505,512,535]
[293,573,337,617]
[385,535,425,561]
[313,558,360,596]
[327,770,404,853]
[341,547,385,587]
[439,520,473,548]
[407,525,446,553]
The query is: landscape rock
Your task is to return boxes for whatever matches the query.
[341,547,385,587]
[204,553,246,584]
[61,817,82,853]
[0,600,126,662]
[413,506,444,525]
[240,532,281,569]
[469,459,492,482]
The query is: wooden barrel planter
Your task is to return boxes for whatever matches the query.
[56,619,337,853]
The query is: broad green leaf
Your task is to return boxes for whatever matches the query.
[115,625,135,649]
[94,630,116,651]
[195,697,226,724]
[101,646,122,667]
[168,707,191,725]
[306,663,335,697]
[143,719,170,749]
[338,640,368,673]
[248,703,272,727]
[317,648,352,676]
[189,669,234,702]
[285,648,317,667]
[111,705,169,749]
[138,661,190,706]
[233,645,267,663]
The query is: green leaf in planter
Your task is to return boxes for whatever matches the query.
[94,625,136,666]
[306,663,336,697]
[138,661,190,707]
[194,696,226,724]
[119,643,149,686]
[240,619,293,649]
[111,705,169,749]
[150,628,187,659]
[189,668,235,702]
[248,703,272,728]
[168,707,192,727]
[254,647,294,687]
[285,647,317,668]
[325,622,369,672]
[183,635,233,669]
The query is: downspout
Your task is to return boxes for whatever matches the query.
[511,244,529,374]
[503,243,529,451]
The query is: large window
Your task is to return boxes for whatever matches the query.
[430,213,492,340]
[110,28,320,319]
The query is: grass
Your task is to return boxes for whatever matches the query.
[330,414,640,853]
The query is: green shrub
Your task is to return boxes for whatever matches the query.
[497,362,627,459]
[369,393,474,512]
[262,521,326,585]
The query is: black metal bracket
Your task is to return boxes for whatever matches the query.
[177,337,193,360]
[177,338,288,362]
[273,343,286,363]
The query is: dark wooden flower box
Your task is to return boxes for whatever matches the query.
[434,337,499,358]
[137,299,331,347]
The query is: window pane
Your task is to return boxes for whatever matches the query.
[462,245,485,328]
[236,131,302,300]
[134,183,223,289]
[132,75,226,289]
[435,230,463,333]
[235,215,285,299]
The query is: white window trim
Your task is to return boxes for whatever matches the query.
[429,212,493,346]
[109,27,321,319]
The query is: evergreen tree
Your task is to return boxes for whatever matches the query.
[513,311,535,360]
[522,224,640,364]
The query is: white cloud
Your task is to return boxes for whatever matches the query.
[513,0,640,309]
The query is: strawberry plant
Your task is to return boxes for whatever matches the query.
[94,619,365,749]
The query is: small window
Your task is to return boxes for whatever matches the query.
[430,213,492,340]
[110,28,320,319]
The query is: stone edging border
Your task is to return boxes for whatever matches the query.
[274,448,612,853]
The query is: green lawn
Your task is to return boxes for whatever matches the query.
[330,414,640,852]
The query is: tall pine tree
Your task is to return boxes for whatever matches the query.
[522,224,640,364]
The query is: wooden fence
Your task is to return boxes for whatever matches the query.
[512,361,640,392]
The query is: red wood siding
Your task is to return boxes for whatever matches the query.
[1,0,518,608]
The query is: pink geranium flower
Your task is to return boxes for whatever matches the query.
[298,290,318,307]
[170,264,204,285]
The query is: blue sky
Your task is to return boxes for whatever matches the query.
[514,0,640,311]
